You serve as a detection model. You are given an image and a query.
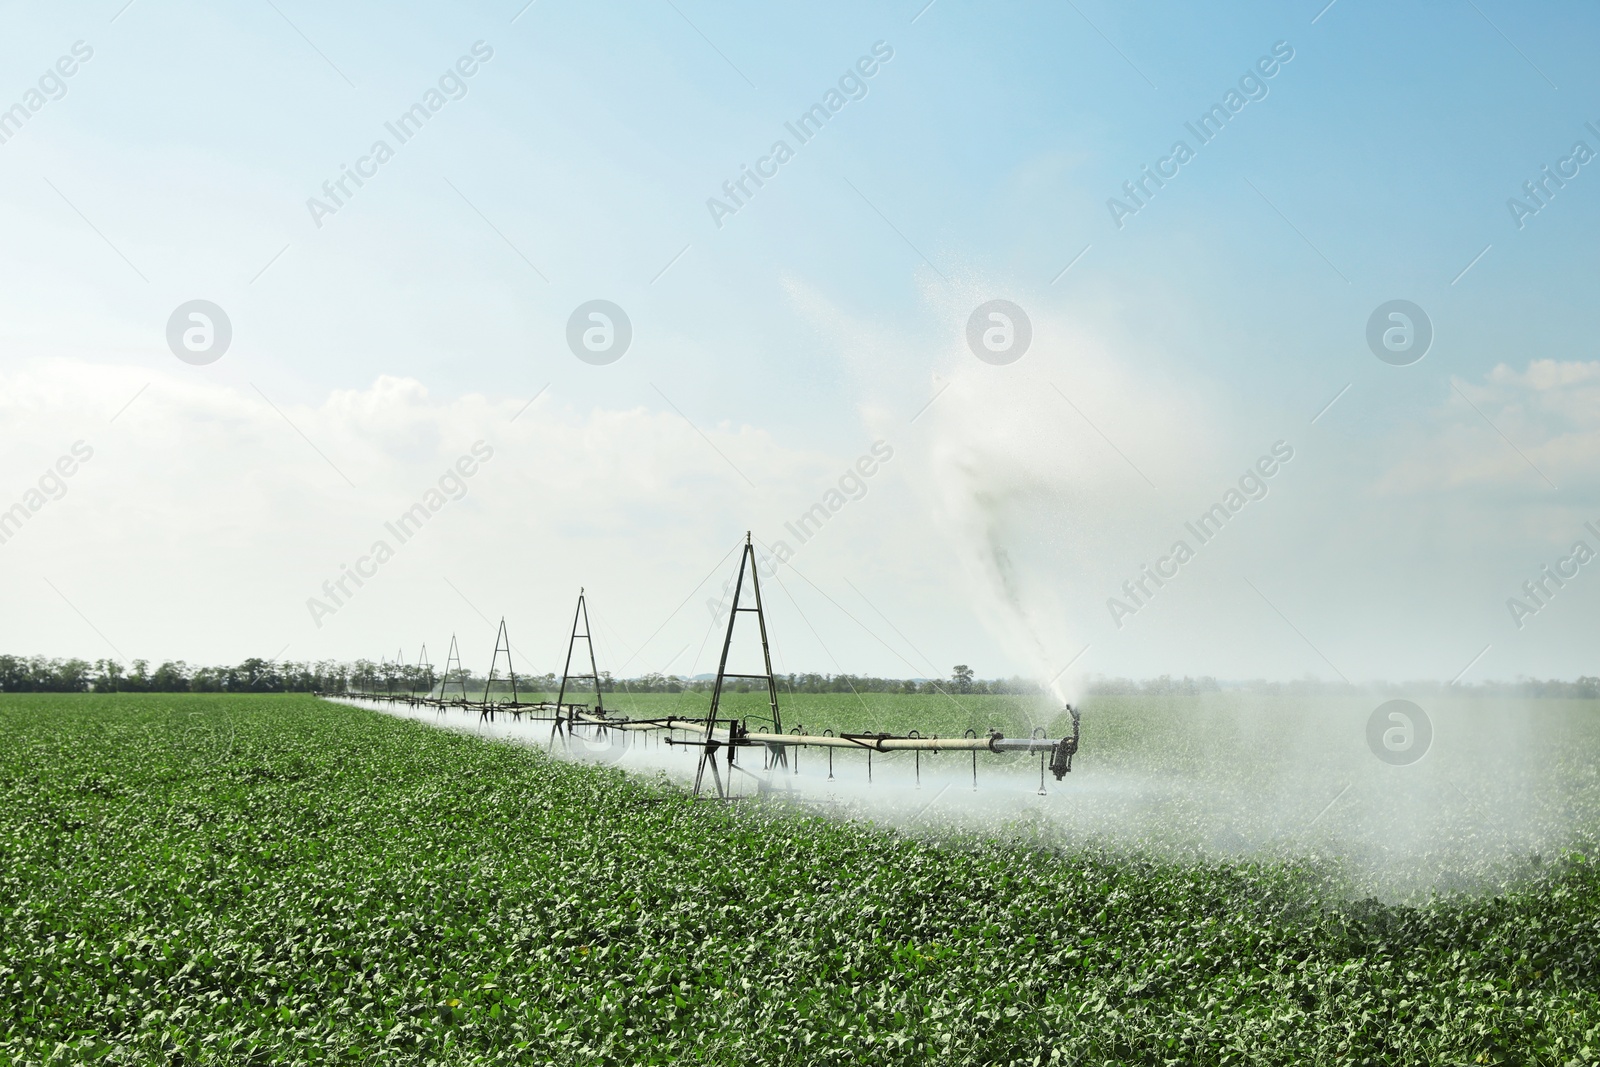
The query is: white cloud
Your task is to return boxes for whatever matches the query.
[0,360,864,671]
[6,351,1598,685]
[1378,360,1600,494]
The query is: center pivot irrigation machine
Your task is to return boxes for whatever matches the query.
[341,535,1081,798]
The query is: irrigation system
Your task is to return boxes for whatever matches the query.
[337,535,1080,798]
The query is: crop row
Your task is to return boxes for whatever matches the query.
[2,693,1598,1065]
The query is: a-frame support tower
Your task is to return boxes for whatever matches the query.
[441,633,469,708]
[550,589,606,748]
[411,644,433,702]
[480,618,519,721]
[694,533,785,798]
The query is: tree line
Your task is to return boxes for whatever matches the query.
[3,653,1596,700]
[0,655,1043,696]
[0,656,361,694]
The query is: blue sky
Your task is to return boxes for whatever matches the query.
[1,0,1598,687]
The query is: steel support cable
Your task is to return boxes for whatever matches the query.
[598,617,687,730]
[617,538,744,674]
[589,619,632,720]
[753,538,970,718]
[838,575,977,722]
[761,563,878,729]
[842,576,943,679]
[755,540,1066,775]
[760,624,802,769]
[753,576,797,729]
[755,538,964,732]
[594,614,641,681]
[687,576,735,681]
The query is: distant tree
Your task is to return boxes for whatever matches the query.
[951,665,974,694]
[92,659,125,691]
[56,659,93,692]
[189,666,224,692]
[350,659,378,692]
[231,658,275,692]
[125,659,150,692]
[148,661,189,691]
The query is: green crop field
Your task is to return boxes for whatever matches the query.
[4,692,1599,1065]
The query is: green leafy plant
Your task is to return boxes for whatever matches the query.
[2,693,1597,1065]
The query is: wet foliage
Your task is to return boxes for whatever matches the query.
[3,693,1598,1065]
